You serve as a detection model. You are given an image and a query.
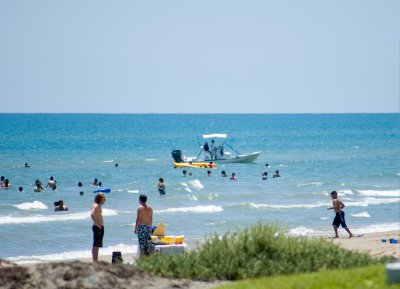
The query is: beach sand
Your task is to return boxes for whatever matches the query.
[330,230,400,259]
[1,230,398,289]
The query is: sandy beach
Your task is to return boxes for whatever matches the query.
[330,230,400,259]
[1,230,399,289]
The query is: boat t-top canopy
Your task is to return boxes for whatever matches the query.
[202,133,227,139]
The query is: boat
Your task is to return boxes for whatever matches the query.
[171,133,261,164]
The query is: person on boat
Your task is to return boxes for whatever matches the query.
[158,178,166,195]
[221,170,227,177]
[230,173,237,180]
[208,162,214,168]
[210,140,216,160]
[203,142,210,154]
[262,172,268,180]
[273,170,281,178]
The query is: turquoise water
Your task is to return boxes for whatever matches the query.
[0,113,399,263]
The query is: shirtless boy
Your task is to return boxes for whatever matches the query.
[91,193,106,262]
[134,194,155,257]
[327,191,353,239]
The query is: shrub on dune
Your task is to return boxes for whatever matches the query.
[137,223,390,281]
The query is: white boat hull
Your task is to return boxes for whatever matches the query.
[201,151,262,164]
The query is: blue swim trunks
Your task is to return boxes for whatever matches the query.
[137,224,155,254]
[158,189,166,195]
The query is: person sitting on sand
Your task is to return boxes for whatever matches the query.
[230,173,237,180]
[134,194,155,257]
[47,176,57,190]
[273,170,280,178]
[54,200,69,211]
[158,178,166,195]
[221,170,227,177]
[327,191,353,239]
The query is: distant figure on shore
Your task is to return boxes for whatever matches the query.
[91,193,106,262]
[24,162,30,168]
[134,194,154,257]
[47,176,57,191]
[92,178,99,186]
[221,170,227,177]
[158,178,166,195]
[273,170,280,178]
[182,170,187,177]
[327,191,353,239]
[207,170,212,177]
[54,200,69,211]
[230,173,237,180]
[18,186,23,192]
[262,171,268,180]
[78,181,84,195]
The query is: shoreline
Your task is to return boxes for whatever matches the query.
[329,230,400,259]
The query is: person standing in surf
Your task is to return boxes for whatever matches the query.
[134,194,155,257]
[158,178,166,195]
[327,191,353,239]
[91,193,106,262]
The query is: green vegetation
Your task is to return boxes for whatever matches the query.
[137,223,390,281]
[216,265,400,289]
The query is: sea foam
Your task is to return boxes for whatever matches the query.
[5,243,138,264]
[358,189,400,197]
[155,205,223,214]
[350,211,371,218]
[14,201,48,211]
[247,202,329,209]
[0,208,118,225]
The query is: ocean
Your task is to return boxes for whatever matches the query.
[0,113,399,264]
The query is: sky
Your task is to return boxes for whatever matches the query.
[0,0,399,113]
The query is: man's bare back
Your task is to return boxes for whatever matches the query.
[135,204,152,228]
[91,203,104,227]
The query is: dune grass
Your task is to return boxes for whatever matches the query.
[137,223,391,281]
[215,264,400,289]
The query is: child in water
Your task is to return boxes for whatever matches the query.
[158,178,166,195]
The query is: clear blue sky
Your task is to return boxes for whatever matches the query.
[0,0,399,113]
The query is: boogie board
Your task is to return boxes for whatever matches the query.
[93,188,111,193]
[173,162,216,169]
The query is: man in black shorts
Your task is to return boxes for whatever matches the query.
[328,191,353,238]
[91,193,106,261]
